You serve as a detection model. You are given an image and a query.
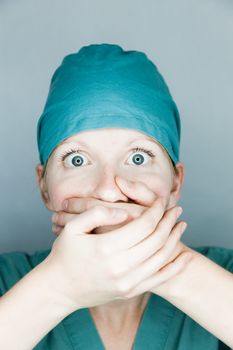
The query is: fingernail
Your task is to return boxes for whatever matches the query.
[180,222,187,232]
[176,207,183,217]
[62,200,68,210]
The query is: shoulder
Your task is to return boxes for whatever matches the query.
[0,248,51,296]
[190,245,233,273]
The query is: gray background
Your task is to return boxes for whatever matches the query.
[0,0,232,255]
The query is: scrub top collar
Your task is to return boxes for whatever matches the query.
[61,292,177,350]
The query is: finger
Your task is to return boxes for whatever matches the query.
[63,197,107,213]
[62,176,160,216]
[125,252,193,298]
[51,202,132,236]
[64,196,145,221]
[149,221,187,270]
[115,176,160,207]
[112,206,182,273]
[52,212,78,226]
[63,197,93,213]
[63,205,129,235]
[100,196,168,251]
[63,196,135,216]
[112,219,186,289]
[52,224,64,235]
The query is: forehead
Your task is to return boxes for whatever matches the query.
[60,128,160,147]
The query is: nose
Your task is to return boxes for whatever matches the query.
[91,166,131,204]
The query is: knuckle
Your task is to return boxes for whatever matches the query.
[153,252,165,267]
[169,231,178,243]
[56,212,61,223]
[160,199,166,209]
[116,280,130,296]
[156,234,167,248]
[120,289,132,300]
[166,206,175,218]
[172,222,181,235]
[52,213,57,223]
[87,198,99,210]
[93,205,109,218]
[65,220,75,232]
[153,200,164,215]
[158,198,165,211]
[86,199,93,210]
[145,217,156,232]
[109,263,124,279]
[165,207,178,224]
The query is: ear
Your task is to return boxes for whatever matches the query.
[35,163,52,210]
[168,161,185,207]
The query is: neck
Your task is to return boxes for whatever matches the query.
[89,292,151,329]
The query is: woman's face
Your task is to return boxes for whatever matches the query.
[36,128,184,231]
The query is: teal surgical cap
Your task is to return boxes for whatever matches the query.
[37,43,181,167]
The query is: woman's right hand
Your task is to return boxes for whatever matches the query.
[42,196,187,313]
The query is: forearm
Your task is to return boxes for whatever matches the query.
[0,259,74,350]
[158,246,233,348]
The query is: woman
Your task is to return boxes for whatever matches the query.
[0,43,232,349]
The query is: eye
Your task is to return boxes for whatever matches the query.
[128,147,155,166]
[58,146,156,168]
[58,148,89,168]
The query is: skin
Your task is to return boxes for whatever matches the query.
[35,127,185,332]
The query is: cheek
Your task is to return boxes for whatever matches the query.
[46,176,95,211]
[141,171,172,198]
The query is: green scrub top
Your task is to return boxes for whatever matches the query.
[0,245,232,349]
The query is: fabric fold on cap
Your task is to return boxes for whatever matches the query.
[37,43,181,166]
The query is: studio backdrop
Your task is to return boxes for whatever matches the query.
[0,0,232,254]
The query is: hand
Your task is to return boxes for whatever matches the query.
[50,177,193,299]
[51,179,149,236]
[45,195,189,312]
[51,177,172,236]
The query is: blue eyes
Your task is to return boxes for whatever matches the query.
[59,147,156,168]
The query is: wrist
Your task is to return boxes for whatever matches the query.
[154,242,196,299]
[35,257,79,316]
